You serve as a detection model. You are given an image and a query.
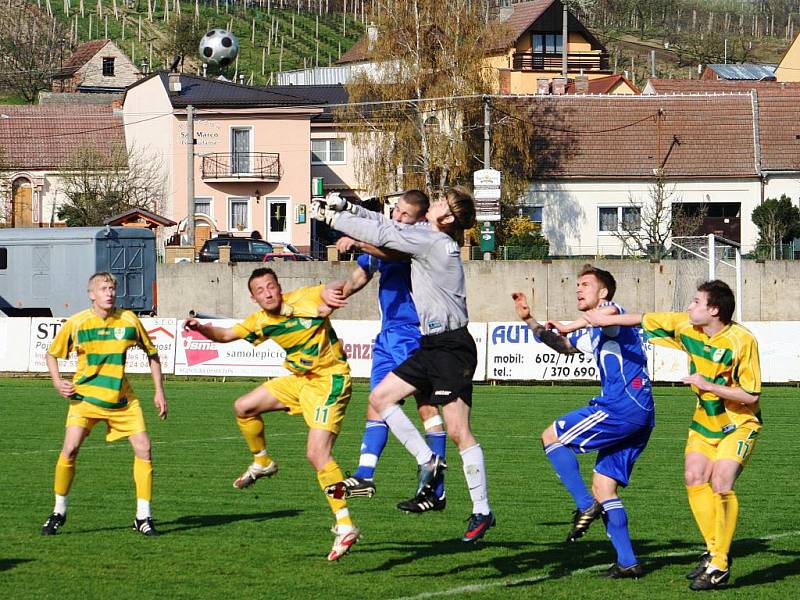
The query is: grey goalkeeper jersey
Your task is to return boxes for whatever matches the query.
[335,208,469,335]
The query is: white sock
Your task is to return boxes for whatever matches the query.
[53,494,68,515]
[380,405,434,465]
[460,444,491,515]
[136,499,151,520]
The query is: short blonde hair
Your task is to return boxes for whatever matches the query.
[87,271,116,291]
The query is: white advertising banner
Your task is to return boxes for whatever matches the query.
[743,321,800,383]
[174,319,289,377]
[0,318,32,372]
[331,319,381,379]
[27,318,178,374]
[486,322,600,381]
[126,319,177,374]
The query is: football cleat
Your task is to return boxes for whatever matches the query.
[689,567,730,591]
[133,517,159,536]
[462,512,495,543]
[686,552,712,580]
[566,501,603,542]
[417,454,447,495]
[233,460,278,489]
[41,512,66,536]
[605,563,644,579]
[327,526,360,561]
[397,489,446,513]
[324,476,376,500]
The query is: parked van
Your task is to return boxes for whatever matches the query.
[0,227,157,317]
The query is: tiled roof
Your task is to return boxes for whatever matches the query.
[54,39,110,78]
[566,74,640,94]
[337,36,369,65]
[259,84,349,121]
[0,104,124,170]
[752,88,800,171]
[500,94,757,178]
[644,78,800,94]
[490,0,555,51]
[128,72,322,108]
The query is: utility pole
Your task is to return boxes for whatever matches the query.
[562,3,568,78]
[651,49,656,77]
[478,96,496,263]
[186,105,196,253]
[483,95,491,170]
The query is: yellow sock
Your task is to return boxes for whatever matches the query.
[133,457,153,502]
[54,455,75,496]
[236,416,272,466]
[687,483,717,552]
[710,491,739,571]
[317,461,353,529]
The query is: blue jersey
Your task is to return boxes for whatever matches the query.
[566,302,654,426]
[357,254,419,331]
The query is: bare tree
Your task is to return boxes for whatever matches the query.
[0,1,68,103]
[56,143,167,226]
[615,170,705,260]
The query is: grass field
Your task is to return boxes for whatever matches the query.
[1,378,798,599]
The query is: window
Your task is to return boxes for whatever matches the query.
[194,197,212,215]
[0,247,6,270]
[532,33,563,54]
[599,206,642,232]
[311,138,346,164]
[518,205,543,226]
[231,128,251,174]
[229,198,249,231]
[102,57,115,76]
[269,202,287,235]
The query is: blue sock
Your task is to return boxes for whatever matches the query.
[425,431,447,498]
[353,420,388,480]
[602,498,638,567]
[544,443,594,511]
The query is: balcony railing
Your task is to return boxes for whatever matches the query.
[201,152,281,181]
[512,51,610,73]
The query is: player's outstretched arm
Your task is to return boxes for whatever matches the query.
[148,354,168,420]
[320,280,349,312]
[681,373,760,406]
[583,309,643,328]
[512,292,578,354]
[548,304,620,334]
[183,318,239,343]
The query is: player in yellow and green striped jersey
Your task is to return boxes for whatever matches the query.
[584,280,761,591]
[42,272,167,537]
[183,267,359,561]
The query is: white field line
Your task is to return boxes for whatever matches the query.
[391,530,800,600]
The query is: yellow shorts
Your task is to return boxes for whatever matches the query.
[685,425,760,466]
[264,371,351,434]
[66,398,147,442]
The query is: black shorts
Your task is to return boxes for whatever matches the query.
[393,327,477,406]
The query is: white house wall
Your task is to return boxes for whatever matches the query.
[762,173,800,205]
[527,178,761,255]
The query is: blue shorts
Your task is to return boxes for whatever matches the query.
[553,405,653,486]
[371,324,420,389]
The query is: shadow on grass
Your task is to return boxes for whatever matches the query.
[730,539,800,588]
[0,558,34,572]
[162,509,303,533]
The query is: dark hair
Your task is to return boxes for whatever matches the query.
[401,189,430,215]
[578,264,617,301]
[248,267,278,292]
[444,186,476,233]
[697,279,735,324]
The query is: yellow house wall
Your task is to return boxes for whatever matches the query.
[775,35,800,81]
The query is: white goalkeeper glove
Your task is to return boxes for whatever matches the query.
[310,200,341,227]
[325,192,359,214]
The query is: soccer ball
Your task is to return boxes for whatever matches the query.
[198,29,240,72]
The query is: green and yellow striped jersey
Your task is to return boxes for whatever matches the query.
[642,312,761,438]
[49,309,158,409]
[232,284,349,376]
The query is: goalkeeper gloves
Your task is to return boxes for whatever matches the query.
[310,200,341,227]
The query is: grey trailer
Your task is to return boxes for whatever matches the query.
[0,227,157,317]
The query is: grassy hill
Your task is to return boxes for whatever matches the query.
[26,0,364,86]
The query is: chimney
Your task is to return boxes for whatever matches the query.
[536,77,550,95]
[367,23,378,51]
[574,74,589,94]
[168,72,182,95]
[552,77,567,95]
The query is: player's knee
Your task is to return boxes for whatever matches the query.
[233,396,253,417]
[710,474,735,494]
[60,445,80,460]
[541,426,557,447]
[684,469,707,486]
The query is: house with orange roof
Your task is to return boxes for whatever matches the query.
[0,104,124,228]
[51,39,140,94]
